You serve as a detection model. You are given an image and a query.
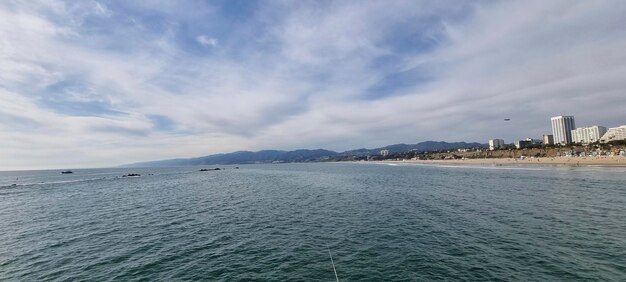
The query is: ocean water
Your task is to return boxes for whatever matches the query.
[1,163,625,281]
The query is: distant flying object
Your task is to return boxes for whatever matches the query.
[504,118,511,121]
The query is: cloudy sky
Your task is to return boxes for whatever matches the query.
[1,0,626,170]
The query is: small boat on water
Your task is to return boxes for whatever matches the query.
[61,171,73,174]
[199,168,221,171]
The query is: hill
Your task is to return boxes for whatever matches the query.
[124,149,338,167]
[123,141,485,167]
[341,141,485,156]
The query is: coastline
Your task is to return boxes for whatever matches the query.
[373,156,626,167]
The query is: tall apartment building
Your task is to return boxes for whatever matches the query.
[551,116,576,145]
[599,125,626,143]
[571,126,607,144]
[488,139,505,150]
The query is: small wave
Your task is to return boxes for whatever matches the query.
[383,162,548,171]
[365,161,547,171]
[0,177,110,188]
[434,164,546,171]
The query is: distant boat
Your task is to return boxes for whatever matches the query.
[61,171,73,174]
[504,118,511,121]
[200,168,221,171]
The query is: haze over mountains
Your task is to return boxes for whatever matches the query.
[125,141,484,167]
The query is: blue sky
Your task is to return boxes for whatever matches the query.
[1,0,626,170]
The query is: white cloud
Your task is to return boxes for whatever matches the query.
[1,0,625,170]
[196,35,218,47]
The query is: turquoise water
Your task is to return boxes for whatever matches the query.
[1,163,625,281]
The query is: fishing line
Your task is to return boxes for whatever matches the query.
[327,244,339,282]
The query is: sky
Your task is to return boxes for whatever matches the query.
[1,0,626,170]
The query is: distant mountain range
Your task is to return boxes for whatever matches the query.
[341,141,484,156]
[123,141,485,167]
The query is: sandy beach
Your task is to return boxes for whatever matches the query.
[378,156,626,167]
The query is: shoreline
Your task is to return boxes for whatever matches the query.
[371,156,626,167]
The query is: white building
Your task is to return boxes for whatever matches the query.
[523,138,543,145]
[488,139,504,150]
[599,125,626,143]
[571,126,607,144]
[551,116,576,145]
[543,134,554,145]
[379,149,390,156]
[514,140,532,149]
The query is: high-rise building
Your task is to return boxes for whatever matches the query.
[488,139,504,150]
[599,125,626,143]
[571,126,607,144]
[551,116,575,145]
[543,134,554,145]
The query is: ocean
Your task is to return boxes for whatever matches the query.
[1,163,624,281]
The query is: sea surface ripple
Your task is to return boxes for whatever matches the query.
[0,163,625,281]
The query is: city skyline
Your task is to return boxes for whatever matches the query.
[492,115,623,147]
[2,1,626,170]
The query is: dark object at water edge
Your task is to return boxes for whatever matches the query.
[200,168,221,171]
[122,173,141,177]
[61,171,73,174]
